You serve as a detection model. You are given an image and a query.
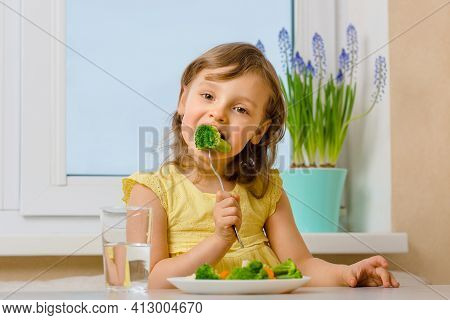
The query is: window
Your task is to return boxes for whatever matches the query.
[66,0,294,175]
[20,0,294,216]
[18,0,392,234]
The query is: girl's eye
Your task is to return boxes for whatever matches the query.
[234,106,249,114]
[201,93,214,100]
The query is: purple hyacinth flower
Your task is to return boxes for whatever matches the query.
[336,69,344,84]
[256,40,266,55]
[306,60,315,77]
[278,27,293,73]
[339,48,350,72]
[292,51,305,75]
[346,24,358,79]
[312,33,327,79]
[371,56,387,103]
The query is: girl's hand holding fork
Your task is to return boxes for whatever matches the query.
[213,191,242,245]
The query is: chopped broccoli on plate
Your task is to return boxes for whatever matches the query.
[193,258,302,280]
[273,258,302,279]
[247,260,263,273]
[227,266,260,280]
[195,263,219,280]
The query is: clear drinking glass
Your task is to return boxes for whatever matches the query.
[101,205,152,292]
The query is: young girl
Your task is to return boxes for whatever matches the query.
[122,43,399,289]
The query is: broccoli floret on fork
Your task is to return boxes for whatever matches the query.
[194,124,231,153]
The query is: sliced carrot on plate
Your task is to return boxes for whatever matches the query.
[264,266,275,279]
[219,270,230,280]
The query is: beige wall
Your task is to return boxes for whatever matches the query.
[2,1,449,285]
[388,0,450,284]
[321,0,450,285]
[322,0,450,285]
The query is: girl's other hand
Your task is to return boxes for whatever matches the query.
[341,255,400,288]
[213,191,242,245]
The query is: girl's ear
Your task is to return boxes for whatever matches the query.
[251,119,272,144]
[177,84,188,115]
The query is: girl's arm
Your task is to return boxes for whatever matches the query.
[127,183,232,289]
[264,190,346,286]
[265,189,399,287]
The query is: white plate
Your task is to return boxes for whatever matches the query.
[167,276,310,295]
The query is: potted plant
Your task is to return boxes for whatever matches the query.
[258,24,387,232]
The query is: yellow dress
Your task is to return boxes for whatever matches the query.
[121,163,283,273]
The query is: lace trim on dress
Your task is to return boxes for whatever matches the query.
[121,173,168,212]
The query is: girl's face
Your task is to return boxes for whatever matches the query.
[178,66,272,167]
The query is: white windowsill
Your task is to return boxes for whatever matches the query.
[0,233,408,256]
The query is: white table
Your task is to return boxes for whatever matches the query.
[2,286,449,300]
[1,272,448,300]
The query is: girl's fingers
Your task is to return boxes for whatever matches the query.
[222,215,241,228]
[390,272,400,288]
[220,207,242,218]
[370,255,389,268]
[219,196,239,209]
[216,191,226,204]
[342,267,358,287]
[366,278,381,287]
[216,191,234,202]
[376,267,392,287]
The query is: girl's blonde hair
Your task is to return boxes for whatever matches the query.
[162,42,286,199]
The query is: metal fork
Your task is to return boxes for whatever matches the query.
[208,150,244,248]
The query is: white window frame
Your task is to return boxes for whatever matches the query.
[19,0,392,234]
[20,0,123,216]
[0,0,21,210]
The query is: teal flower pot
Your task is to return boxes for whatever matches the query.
[280,168,347,232]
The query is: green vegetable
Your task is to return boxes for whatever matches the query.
[226,260,268,280]
[194,124,231,153]
[195,263,219,280]
[247,260,263,273]
[193,258,302,280]
[227,267,258,280]
[276,270,302,279]
[256,268,269,280]
[273,258,302,279]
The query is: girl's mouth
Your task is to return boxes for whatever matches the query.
[207,124,227,141]
[214,126,228,141]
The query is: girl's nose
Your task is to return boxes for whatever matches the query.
[209,106,228,123]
